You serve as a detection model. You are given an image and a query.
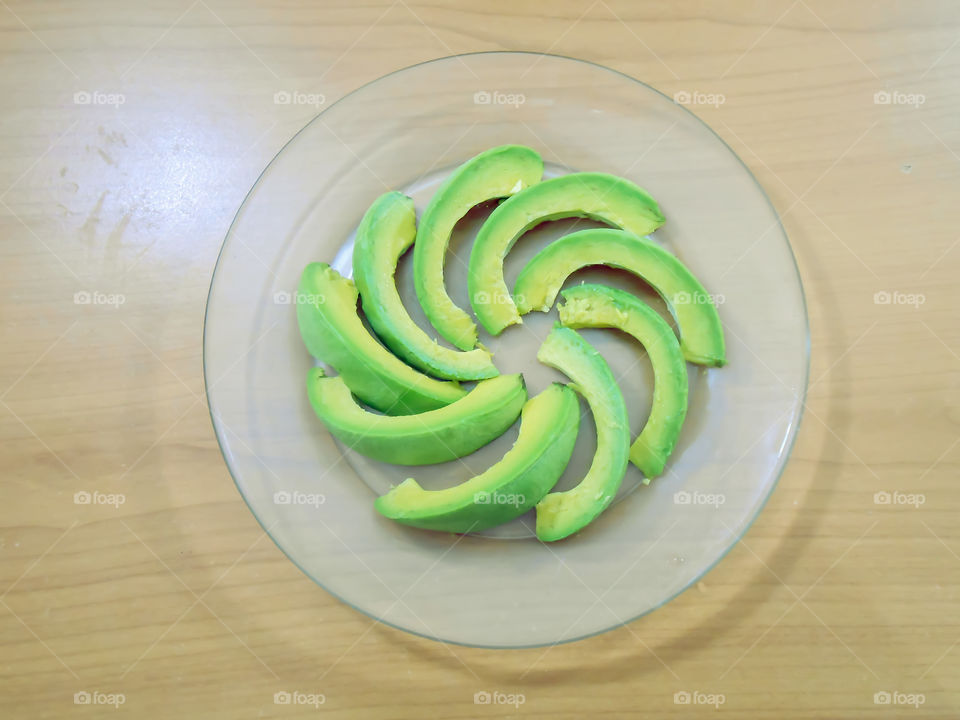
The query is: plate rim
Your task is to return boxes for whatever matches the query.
[202,50,811,649]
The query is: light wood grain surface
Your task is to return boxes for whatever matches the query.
[2,1,959,717]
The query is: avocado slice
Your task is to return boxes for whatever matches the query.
[557,284,688,479]
[535,326,630,542]
[296,263,465,415]
[373,383,580,532]
[413,145,543,350]
[514,229,726,367]
[352,191,499,381]
[307,369,526,465]
[468,172,665,336]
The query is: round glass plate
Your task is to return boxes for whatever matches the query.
[204,52,809,648]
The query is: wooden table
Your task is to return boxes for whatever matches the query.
[2,1,958,717]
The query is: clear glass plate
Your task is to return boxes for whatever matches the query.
[203,52,809,648]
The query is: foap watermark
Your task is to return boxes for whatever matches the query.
[74,691,125,708]
[874,691,925,708]
[273,291,325,306]
[274,91,326,108]
[74,490,125,508]
[674,691,725,708]
[874,90,925,108]
[74,91,125,107]
[474,491,525,508]
[474,690,525,708]
[473,90,525,108]
[874,290,924,308]
[274,490,325,508]
[674,290,725,307]
[274,691,325,708]
[874,491,925,509]
[674,490,725,508]
[74,291,125,308]
[674,90,726,108]
[473,290,523,306]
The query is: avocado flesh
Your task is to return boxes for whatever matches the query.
[535,326,630,542]
[413,145,543,351]
[468,172,665,336]
[352,192,498,381]
[296,263,465,415]
[374,383,580,532]
[558,284,688,479]
[307,370,526,465]
[514,229,726,367]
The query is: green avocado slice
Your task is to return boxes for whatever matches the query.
[373,383,580,532]
[469,172,665,336]
[306,370,526,465]
[296,263,465,415]
[514,229,726,367]
[352,192,498,381]
[413,145,543,350]
[535,326,630,542]
[558,284,688,480]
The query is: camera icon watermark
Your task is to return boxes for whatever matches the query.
[74,490,125,508]
[273,91,326,108]
[673,290,725,307]
[473,90,525,108]
[273,690,325,707]
[473,491,525,507]
[273,291,325,306]
[273,490,325,508]
[873,90,925,107]
[74,291,125,308]
[473,690,525,708]
[674,490,725,508]
[74,91,126,107]
[673,90,726,108]
[873,290,925,308]
[673,690,725,708]
[472,290,521,306]
[74,690,125,707]
[873,690,924,707]
[873,490,925,508]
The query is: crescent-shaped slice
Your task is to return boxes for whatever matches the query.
[374,383,579,532]
[413,145,543,350]
[514,229,726,367]
[352,192,498,380]
[296,263,465,414]
[558,284,688,479]
[535,326,630,542]
[307,370,526,465]
[468,172,664,336]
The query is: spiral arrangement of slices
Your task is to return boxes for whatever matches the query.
[296,145,726,542]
